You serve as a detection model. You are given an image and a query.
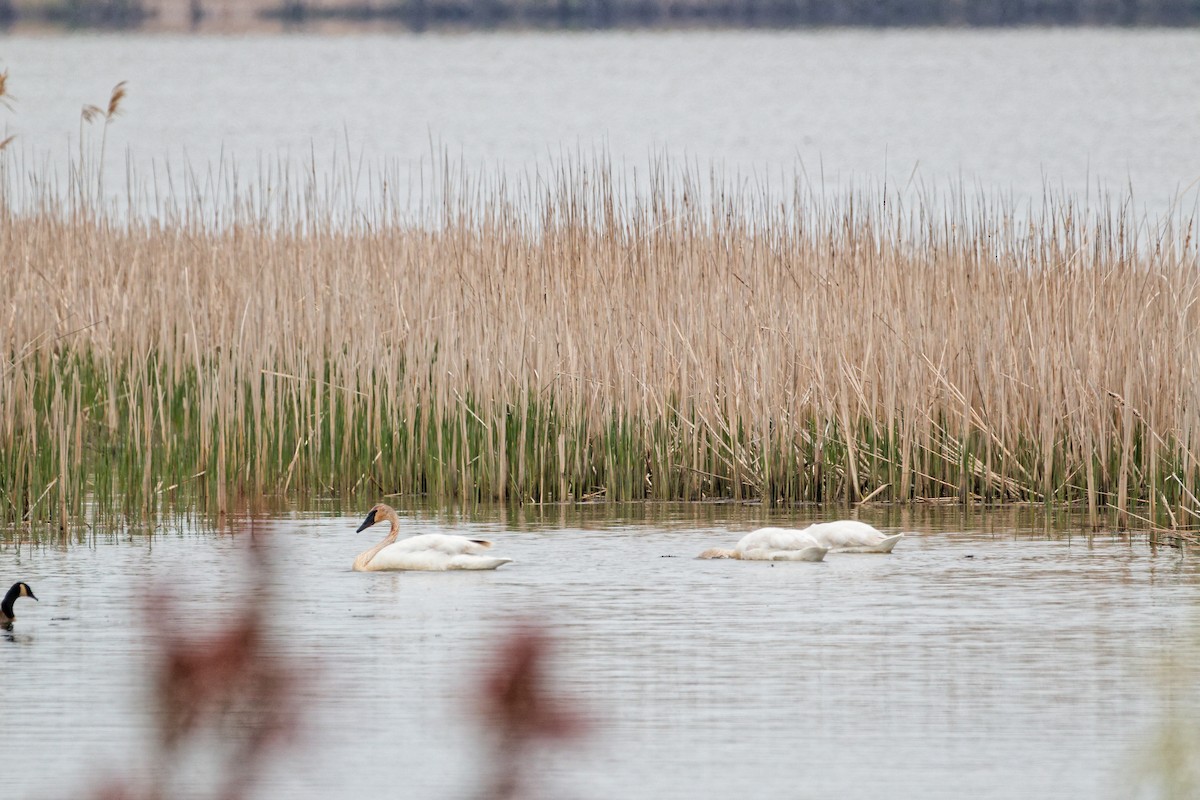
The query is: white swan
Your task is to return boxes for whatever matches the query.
[698,527,828,562]
[801,520,904,553]
[353,503,513,571]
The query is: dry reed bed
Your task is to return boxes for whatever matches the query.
[2,159,1199,527]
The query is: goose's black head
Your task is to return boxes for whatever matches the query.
[4,582,36,602]
[2,582,37,619]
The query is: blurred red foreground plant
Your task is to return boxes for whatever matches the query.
[81,538,587,800]
[479,626,586,800]
[92,535,299,800]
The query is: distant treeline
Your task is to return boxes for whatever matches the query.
[0,0,155,27]
[4,0,1200,28]
[268,0,1200,27]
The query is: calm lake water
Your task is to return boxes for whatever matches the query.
[1,31,1199,216]
[2,504,1198,799]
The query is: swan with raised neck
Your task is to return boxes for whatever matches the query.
[353,503,513,571]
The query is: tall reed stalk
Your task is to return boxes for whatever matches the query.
[1,154,1198,529]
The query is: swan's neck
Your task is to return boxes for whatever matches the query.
[698,547,740,560]
[354,514,401,571]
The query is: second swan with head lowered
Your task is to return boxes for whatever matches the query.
[801,520,904,553]
[353,503,513,571]
[698,521,903,560]
[698,528,830,561]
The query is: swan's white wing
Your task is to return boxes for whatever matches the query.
[803,520,880,546]
[738,527,822,552]
[386,533,494,556]
[804,521,903,552]
[367,546,453,571]
[739,545,828,562]
[733,528,827,562]
[366,542,512,571]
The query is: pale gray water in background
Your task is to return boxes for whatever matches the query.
[2,504,1199,799]
[1,31,1199,216]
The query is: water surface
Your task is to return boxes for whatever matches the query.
[2,504,1198,799]
[1,31,1198,215]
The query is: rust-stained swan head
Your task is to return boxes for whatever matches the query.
[356,502,401,533]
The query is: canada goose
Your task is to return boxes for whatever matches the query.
[698,527,828,562]
[802,521,904,553]
[2,582,37,625]
[353,503,513,571]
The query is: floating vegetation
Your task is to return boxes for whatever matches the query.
[1,145,1199,530]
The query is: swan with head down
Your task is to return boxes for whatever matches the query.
[698,520,903,561]
[353,503,513,571]
[698,527,829,562]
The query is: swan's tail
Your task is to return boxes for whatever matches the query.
[875,533,904,553]
[779,545,828,562]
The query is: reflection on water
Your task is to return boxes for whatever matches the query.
[1,504,1198,799]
